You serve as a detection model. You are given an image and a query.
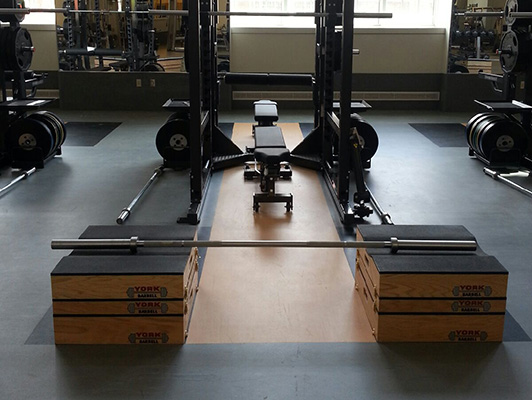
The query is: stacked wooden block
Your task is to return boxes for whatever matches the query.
[51,226,199,344]
[355,225,508,342]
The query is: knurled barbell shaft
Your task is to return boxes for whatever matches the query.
[51,237,477,253]
[1,8,392,18]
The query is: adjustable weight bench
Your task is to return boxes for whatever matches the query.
[251,126,293,212]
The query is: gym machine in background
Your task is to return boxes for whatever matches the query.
[0,0,66,196]
[57,0,167,71]
[465,0,532,196]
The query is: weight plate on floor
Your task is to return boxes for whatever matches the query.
[351,116,379,162]
[18,133,37,150]
[155,119,191,163]
[8,117,54,157]
[42,111,67,147]
[27,112,60,153]
[465,113,491,148]
[472,114,502,154]
[480,118,528,157]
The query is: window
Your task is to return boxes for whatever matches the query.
[231,0,443,28]
[20,0,55,25]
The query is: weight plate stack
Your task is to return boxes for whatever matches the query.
[350,113,379,163]
[27,111,67,153]
[8,117,55,159]
[155,118,191,165]
[466,113,498,151]
[466,113,528,161]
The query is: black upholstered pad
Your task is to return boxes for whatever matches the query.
[357,225,484,256]
[72,225,196,256]
[254,126,286,148]
[369,254,508,274]
[254,100,278,123]
[255,148,291,164]
[51,255,190,275]
[357,225,476,241]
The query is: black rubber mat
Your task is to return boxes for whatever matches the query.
[63,122,121,146]
[409,123,467,147]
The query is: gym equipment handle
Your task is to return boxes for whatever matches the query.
[51,237,477,253]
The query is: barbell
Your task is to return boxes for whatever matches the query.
[0,8,392,19]
[51,236,477,253]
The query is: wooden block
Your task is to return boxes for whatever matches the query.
[356,226,508,299]
[355,265,505,342]
[53,315,185,344]
[376,297,506,314]
[51,253,198,300]
[52,299,186,315]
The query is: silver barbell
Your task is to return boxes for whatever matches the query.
[0,8,392,18]
[51,236,477,253]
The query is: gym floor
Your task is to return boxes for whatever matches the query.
[1,108,531,399]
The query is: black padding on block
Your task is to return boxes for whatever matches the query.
[357,225,476,241]
[358,225,485,256]
[254,100,278,123]
[255,148,291,164]
[79,225,196,239]
[51,255,190,275]
[254,126,286,148]
[369,254,508,274]
[72,225,196,256]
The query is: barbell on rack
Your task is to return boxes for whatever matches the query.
[51,236,477,253]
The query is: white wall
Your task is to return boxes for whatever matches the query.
[231,27,449,74]
[23,24,60,71]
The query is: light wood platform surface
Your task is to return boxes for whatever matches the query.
[187,123,374,343]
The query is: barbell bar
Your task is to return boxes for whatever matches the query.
[51,236,477,253]
[0,8,392,18]
[0,167,36,197]
[484,167,532,198]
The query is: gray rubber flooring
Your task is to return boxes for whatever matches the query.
[1,109,532,399]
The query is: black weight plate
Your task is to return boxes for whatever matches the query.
[480,118,528,157]
[155,119,191,162]
[8,117,54,158]
[351,119,379,161]
[27,112,60,153]
[43,112,67,146]
[473,114,502,154]
[13,28,33,71]
[466,113,492,149]
[499,30,520,73]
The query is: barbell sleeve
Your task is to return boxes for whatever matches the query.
[51,237,477,253]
